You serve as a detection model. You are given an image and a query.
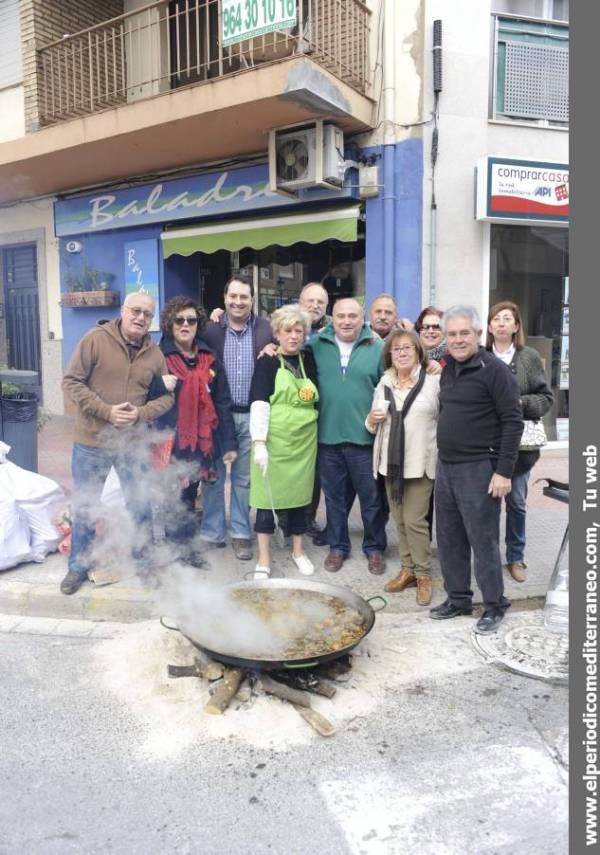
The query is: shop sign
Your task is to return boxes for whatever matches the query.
[54,163,351,237]
[222,0,297,47]
[124,239,160,331]
[476,157,569,225]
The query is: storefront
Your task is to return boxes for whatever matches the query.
[54,161,366,364]
[476,157,569,442]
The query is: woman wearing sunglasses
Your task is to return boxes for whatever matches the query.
[414,306,447,364]
[154,296,237,567]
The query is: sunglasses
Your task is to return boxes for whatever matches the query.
[421,323,441,331]
[173,315,198,326]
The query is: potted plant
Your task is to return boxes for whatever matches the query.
[61,265,119,307]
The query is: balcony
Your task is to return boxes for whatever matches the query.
[0,0,373,204]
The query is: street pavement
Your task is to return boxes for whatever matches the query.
[0,613,567,855]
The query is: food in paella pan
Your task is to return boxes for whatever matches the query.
[229,588,367,660]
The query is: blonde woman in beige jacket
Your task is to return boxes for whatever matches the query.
[366,329,440,605]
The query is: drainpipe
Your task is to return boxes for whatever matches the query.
[382,0,397,300]
[429,20,443,305]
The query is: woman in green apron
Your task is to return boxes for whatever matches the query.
[249,304,319,579]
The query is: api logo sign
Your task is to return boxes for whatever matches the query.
[534,186,551,197]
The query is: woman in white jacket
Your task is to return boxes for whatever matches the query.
[367,329,440,605]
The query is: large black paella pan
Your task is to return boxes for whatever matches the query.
[177,578,386,670]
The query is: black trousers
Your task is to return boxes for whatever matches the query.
[254,506,308,535]
[435,459,510,611]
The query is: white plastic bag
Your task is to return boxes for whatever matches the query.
[100,466,126,509]
[0,496,33,570]
[0,441,64,568]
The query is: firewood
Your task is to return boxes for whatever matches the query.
[292,704,336,737]
[204,667,246,715]
[259,675,312,709]
[307,679,337,699]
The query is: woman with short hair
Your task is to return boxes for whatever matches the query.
[486,300,553,583]
[155,296,237,566]
[249,304,319,579]
[367,329,440,605]
[414,306,447,363]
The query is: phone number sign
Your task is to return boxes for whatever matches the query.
[222,0,297,47]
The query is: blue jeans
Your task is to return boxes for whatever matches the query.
[435,459,509,611]
[69,442,153,578]
[318,442,387,556]
[504,469,530,563]
[200,412,252,541]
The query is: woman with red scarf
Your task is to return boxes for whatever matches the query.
[155,297,237,567]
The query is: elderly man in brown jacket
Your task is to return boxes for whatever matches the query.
[60,292,173,594]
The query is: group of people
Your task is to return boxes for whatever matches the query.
[60,279,553,636]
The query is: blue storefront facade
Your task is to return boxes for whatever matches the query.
[54,140,423,364]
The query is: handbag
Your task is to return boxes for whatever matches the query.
[520,419,547,450]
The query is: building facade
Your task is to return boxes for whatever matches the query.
[0,0,568,443]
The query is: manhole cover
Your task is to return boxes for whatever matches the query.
[471,611,568,684]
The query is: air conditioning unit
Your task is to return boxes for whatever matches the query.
[268,121,345,194]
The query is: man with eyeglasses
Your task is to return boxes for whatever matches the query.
[200,276,273,560]
[430,304,523,634]
[61,292,174,595]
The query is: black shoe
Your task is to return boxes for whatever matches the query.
[60,570,86,595]
[200,540,227,550]
[475,608,506,635]
[429,599,473,620]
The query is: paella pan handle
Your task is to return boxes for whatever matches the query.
[367,595,387,612]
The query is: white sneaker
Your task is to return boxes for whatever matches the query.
[292,554,315,576]
[253,564,271,580]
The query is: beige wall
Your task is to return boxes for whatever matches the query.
[0,86,25,143]
[421,0,568,316]
[0,199,64,414]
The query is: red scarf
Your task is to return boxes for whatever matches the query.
[166,349,218,454]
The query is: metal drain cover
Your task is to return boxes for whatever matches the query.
[472,610,568,684]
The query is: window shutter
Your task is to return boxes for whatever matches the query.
[0,0,23,88]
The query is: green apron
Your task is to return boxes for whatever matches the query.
[250,353,319,510]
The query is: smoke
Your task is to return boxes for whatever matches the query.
[69,422,202,580]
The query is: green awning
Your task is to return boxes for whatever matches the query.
[161,206,360,258]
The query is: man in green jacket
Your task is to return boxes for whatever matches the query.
[305,298,387,574]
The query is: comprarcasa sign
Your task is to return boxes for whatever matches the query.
[476,157,569,226]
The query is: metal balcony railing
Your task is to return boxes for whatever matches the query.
[36,0,370,126]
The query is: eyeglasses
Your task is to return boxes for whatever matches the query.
[391,345,416,354]
[125,307,153,320]
[492,314,515,324]
[173,315,198,326]
[421,323,441,331]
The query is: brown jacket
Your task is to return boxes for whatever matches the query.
[63,319,174,447]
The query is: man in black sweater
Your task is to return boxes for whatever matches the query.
[430,305,523,634]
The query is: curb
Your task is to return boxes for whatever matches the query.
[0,578,157,624]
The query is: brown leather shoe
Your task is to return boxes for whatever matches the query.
[367,553,386,575]
[416,576,433,606]
[507,562,527,583]
[384,567,417,593]
[324,551,347,572]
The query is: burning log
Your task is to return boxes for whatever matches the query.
[259,674,312,709]
[204,667,246,715]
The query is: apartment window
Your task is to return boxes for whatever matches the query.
[491,12,569,124]
[0,0,23,89]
